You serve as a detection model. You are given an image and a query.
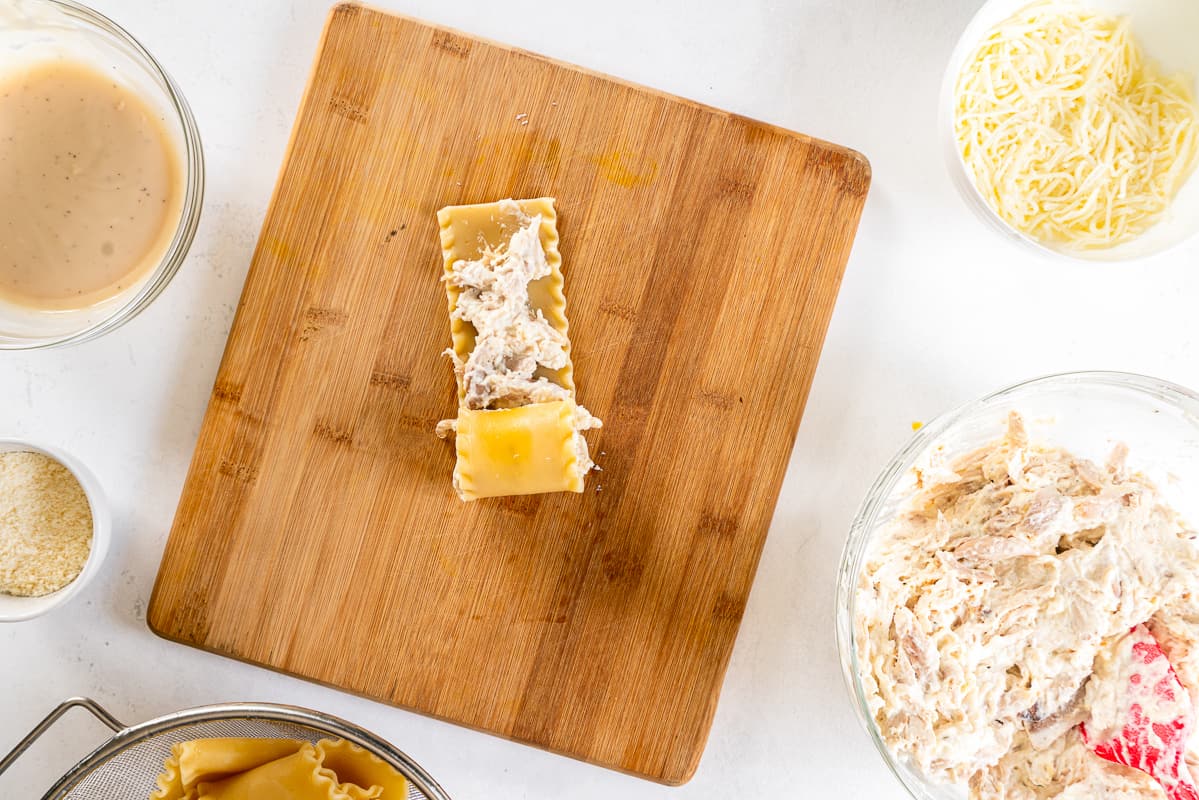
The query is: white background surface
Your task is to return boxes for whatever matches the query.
[3,0,1199,798]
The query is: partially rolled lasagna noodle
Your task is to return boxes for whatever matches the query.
[148,738,407,800]
[437,198,601,501]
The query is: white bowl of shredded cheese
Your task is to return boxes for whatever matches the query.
[0,439,110,622]
[941,0,1199,261]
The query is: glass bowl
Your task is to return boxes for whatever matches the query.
[0,438,111,622]
[0,0,204,349]
[835,371,1199,800]
[940,0,1199,264]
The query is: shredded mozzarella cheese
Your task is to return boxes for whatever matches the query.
[954,1,1199,250]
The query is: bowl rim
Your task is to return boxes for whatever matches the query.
[834,369,1199,798]
[938,0,1199,265]
[0,0,205,350]
[0,438,111,622]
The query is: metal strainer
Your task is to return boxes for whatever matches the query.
[0,698,452,800]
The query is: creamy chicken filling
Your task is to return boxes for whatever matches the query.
[856,413,1199,800]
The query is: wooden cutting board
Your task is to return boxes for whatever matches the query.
[148,3,869,785]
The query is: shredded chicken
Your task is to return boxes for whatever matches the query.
[447,207,571,410]
[856,412,1199,799]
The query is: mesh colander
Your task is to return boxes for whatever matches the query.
[0,698,452,800]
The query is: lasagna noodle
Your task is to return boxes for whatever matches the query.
[438,198,594,500]
[317,739,410,800]
[196,748,375,800]
[454,400,583,500]
[149,738,406,800]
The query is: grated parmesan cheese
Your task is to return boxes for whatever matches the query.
[954,1,1199,250]
[0,450,93,597]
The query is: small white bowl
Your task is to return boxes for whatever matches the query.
[941,0,1199,263]
[0,439,110,622]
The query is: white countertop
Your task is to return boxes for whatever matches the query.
[4,0,1199,797]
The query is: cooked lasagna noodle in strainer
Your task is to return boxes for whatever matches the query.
[149,737,407,799]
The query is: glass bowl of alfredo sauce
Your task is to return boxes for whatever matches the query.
[0,0,203,348]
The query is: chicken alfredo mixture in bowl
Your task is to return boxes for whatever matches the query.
[836,373,1199,800]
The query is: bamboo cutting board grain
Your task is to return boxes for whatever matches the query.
[148,3,870,785]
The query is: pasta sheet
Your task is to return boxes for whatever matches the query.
[149,737,407,800]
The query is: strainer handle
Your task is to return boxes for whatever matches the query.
[0,697,125,778]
